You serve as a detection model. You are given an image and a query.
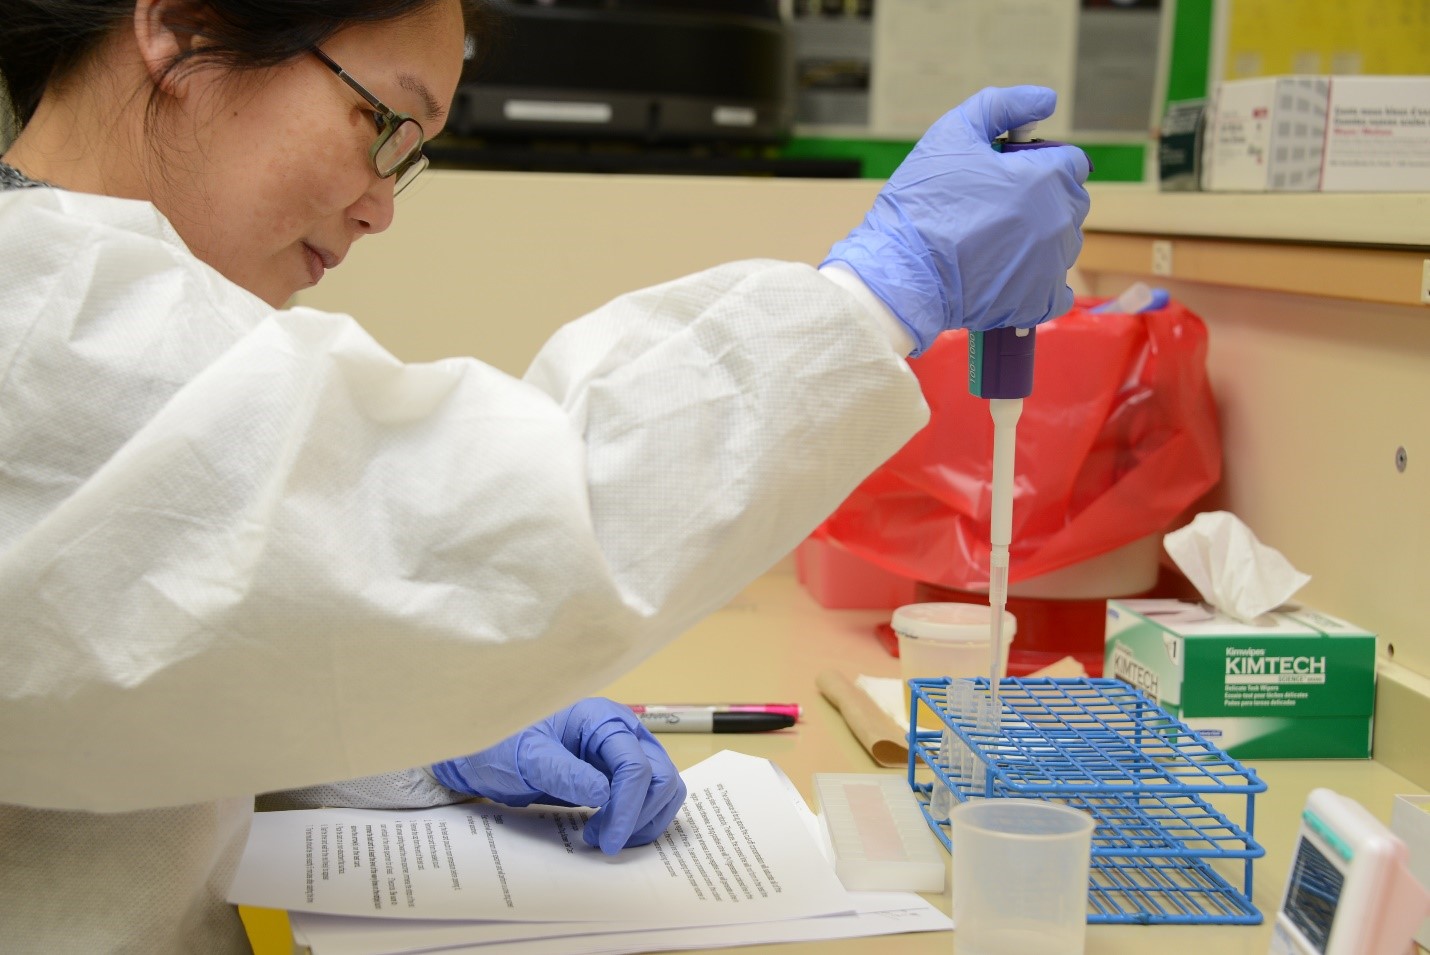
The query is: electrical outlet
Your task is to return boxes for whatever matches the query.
[1421,259,1430,305]
[1151,240,1174,277]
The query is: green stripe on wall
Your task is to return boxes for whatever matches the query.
[1166,0,1214,104]
[782,137,1146,182]
[1077,143,1146,182]
[779,137,919,180]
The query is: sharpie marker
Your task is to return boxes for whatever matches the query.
[635,711,796,734]
[625,704,801,721]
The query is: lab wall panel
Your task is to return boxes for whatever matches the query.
[299,171,1429,778]
[1084,272,1430,680]
[297,169,881,377]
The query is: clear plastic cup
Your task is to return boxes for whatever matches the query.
[893,602,1016,730]
[949,799,1094,955]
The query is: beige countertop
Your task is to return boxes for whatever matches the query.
[244,567,1428,954]
[599,568,1428,955]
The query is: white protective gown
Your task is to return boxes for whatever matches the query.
[0,187,928,952]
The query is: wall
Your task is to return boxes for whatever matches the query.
[298,171,1430,782]
[298,169,880,377]
[1078,270,1430,786]
[1077,276,1430,665]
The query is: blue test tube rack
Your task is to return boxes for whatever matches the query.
[907,676,1267,925]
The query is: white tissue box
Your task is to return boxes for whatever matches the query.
[1104,600,1377,759]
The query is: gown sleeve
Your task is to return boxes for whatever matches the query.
[0,193,928,811]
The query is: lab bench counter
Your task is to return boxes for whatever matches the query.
[242,567,1428,955]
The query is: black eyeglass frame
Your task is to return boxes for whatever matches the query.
[311,47,429,193]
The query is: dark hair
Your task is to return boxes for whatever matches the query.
[0,0,496,126]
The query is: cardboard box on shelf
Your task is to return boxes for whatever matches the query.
[1202,75,1430,192]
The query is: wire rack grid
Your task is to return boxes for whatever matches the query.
[907,676,1268,925]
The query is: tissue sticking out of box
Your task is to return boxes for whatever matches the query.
[1163,511,1311,624]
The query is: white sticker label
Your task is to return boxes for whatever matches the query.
[503,100,613,124]
[713,106,757,128]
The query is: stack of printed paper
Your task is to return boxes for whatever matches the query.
[227,750,951,954]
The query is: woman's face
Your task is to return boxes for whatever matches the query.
[157,0,466,307]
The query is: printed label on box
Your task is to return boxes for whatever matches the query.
[1323,77,1430,192]
[1105,605,1181,707]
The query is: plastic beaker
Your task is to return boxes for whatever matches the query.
[893,602,1016,730]
[949,798,1094,955]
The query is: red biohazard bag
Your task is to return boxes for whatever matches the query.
[807,295,1221,598]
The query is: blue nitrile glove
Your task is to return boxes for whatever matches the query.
[429,698,686,855]
[822,85,1092,355]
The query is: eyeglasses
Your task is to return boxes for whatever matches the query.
[311,47,429,195]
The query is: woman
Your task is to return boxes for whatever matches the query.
[0,0,1089,950]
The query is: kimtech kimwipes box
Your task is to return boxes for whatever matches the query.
[1105,600,1377,759]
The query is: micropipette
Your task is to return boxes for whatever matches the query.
[967,121,1052,723]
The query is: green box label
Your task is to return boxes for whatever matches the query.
[1184,637,1375,716]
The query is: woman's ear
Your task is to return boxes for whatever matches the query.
[132,0,199,96]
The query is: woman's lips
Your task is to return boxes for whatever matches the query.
[301,243,338,286]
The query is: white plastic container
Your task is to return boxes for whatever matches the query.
[814,773,946,893]
[893,602,1016,730]
[950,799,1094,955]
[1390,794,1430,950]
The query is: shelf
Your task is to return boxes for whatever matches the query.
[1085,184,1430,248]
[1072,188,1430,307]
[1077,232,1430,307]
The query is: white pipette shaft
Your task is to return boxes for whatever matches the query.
[987,397,1023,717]
[981,121,1040,720]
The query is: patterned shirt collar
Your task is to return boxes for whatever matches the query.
[0,160,53,190]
